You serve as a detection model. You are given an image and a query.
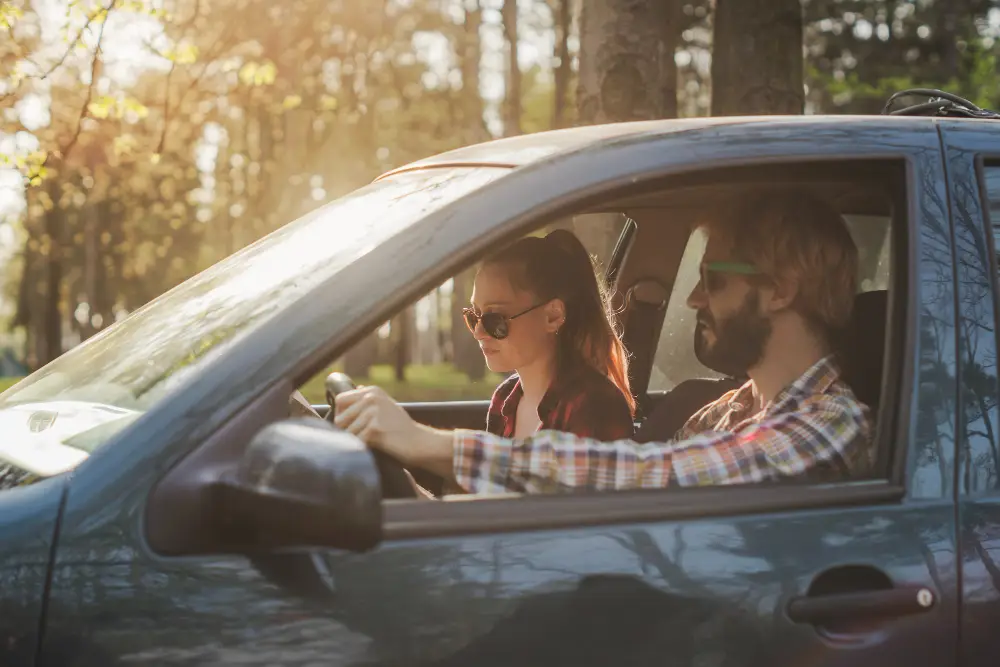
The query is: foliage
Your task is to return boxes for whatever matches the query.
[803,0,1000,113]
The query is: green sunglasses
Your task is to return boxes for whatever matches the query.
[700,261,761,292]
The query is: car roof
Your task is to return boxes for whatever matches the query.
[376,114,948,181]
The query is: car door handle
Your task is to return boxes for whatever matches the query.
[787,585,936,625]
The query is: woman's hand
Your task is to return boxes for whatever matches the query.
[334,386,455,477]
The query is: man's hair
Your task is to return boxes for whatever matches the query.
[704,188,859,334]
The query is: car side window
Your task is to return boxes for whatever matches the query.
[985,167,1000,259]
[968,164,1000,492]
[647,214,891,392]
[299,214,630,405]
[647,228,723,392]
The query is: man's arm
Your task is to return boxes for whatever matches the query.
[452,394,871,494]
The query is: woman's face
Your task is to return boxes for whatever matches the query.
[469,264,564,373]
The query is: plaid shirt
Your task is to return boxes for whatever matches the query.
[453,355,872,494]
[485,358,634,442]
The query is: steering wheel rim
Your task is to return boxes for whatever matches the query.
[324,372,421,500]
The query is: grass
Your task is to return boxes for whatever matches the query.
[0,363,504,404]
[300,363,504,404]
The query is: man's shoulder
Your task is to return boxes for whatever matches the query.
[800,377,870,419]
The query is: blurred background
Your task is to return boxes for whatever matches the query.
[0,0,995,400]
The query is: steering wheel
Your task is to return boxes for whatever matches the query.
[324,372,421,499]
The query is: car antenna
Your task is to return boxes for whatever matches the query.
[881,88,1000,119]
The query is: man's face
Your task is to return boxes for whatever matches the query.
[686,235,772,377]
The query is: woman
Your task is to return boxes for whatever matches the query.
[463,229,635,441]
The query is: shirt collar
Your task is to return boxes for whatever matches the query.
[728,355,841,414]
[501,355,592,422]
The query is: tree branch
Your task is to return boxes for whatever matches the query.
[1,0,116,105]
[56,2,114,163]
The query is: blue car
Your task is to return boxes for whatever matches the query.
[0,112,998,667]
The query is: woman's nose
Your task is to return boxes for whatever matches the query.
[472,320,490,341]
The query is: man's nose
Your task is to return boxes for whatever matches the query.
[687,281,707,310]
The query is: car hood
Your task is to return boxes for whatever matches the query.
[0,400,141,477]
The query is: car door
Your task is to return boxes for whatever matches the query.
[37,120,959,667]
[0,475,68,667]
[939,120,1000,666]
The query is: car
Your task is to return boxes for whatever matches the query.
[0,109,999,667]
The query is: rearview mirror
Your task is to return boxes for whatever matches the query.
[212,418,382,553]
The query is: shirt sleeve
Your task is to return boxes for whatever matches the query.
[452,394,870,494]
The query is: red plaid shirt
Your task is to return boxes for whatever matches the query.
[455,355,871,494]
[485,358,634,442]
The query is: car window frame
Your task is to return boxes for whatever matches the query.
[142,122,946,555]
[384,160,914,524]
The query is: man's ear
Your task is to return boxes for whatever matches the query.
[544,299,567,334]
[763,275,798,313]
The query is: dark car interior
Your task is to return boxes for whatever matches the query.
[295,161,901,498]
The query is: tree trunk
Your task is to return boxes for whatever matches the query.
[710,0,804,116]
[552,0,572,128]
[577,0,681,125]
[343,333,378,379]
[502,0,521,136]
[460,0,490,143]
[394,308,413,382]
[41,182,64,365]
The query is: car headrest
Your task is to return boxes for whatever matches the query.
[839,290,888,411]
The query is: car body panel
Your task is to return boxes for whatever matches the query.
[0,476,67,667]
[0,117,966,665]
[938,121,1000,667]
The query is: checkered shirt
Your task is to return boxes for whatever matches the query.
[452,355,872,494]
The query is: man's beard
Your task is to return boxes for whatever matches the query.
[694,290,771,378]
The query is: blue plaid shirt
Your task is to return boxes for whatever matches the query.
[452,356,872,494]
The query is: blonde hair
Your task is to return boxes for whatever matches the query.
[704,189,858,334]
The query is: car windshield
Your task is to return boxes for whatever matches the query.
[0,167,505,477]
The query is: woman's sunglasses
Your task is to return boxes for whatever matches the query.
[699,261,761,292]
[463,303,545,340]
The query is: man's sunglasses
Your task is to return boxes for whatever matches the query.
[463,303,545,340]
[699,261,761,292]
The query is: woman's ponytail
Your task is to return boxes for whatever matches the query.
[542,230,634,414]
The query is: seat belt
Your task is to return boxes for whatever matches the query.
[621,279,669,419]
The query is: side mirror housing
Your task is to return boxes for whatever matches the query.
[213,418,382,552]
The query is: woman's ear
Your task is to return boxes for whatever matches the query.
[544,299,567,334]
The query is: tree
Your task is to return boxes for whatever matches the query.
[502,0,522,135]
[711,0,804,115]
[803,0,1000,114]
[576,0,682,124]
[550,0,573,128]
[574,0,682,266]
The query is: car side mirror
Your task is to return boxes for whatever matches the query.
[212,418,382,553]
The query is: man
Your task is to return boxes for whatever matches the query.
[334,189,873,494]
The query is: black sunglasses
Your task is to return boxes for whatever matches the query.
[463,303,545,340]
